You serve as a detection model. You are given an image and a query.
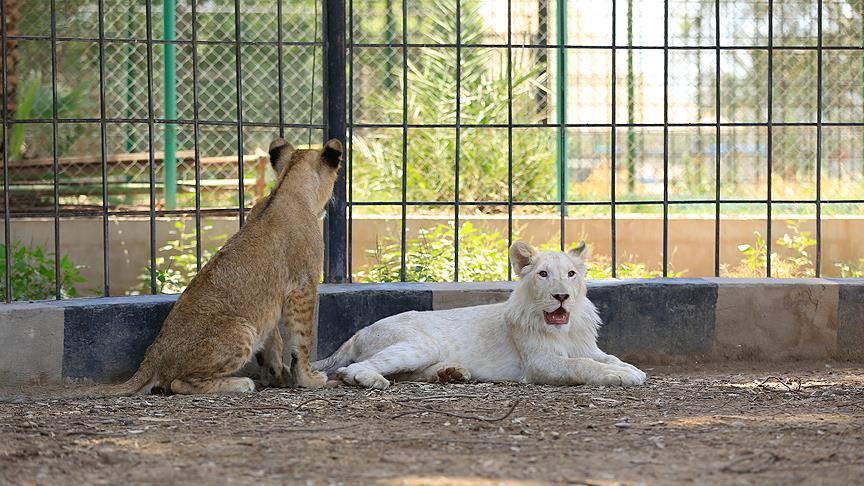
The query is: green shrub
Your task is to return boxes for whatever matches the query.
[586,255,682,279]
[835,258,864,278]
[355,222,680,282]
[0,242,85,300]
[133,221,226,295]
[726,221,817,278]
[357,222,509,282]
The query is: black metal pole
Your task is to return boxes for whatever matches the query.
[1,0,10,302]
[347,0,355,281]
[234,0,246,228]
[816,0,823,276]
[662,0,669,277]
[506,0,513,280]
[610,0,617,277]
[714,0,721,277]
[324,0,347,283]
[192,0,202,271]
[766,0,774,277]
[98,0,110,295]
[49,0,61,299]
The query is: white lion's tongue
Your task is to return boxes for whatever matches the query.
[546,308,569,325]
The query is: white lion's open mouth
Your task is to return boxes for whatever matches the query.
[543,307,570,325]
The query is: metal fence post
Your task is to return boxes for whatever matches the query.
[163,0,178,210]
[323,0,347,283]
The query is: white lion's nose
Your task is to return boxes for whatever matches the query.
[552,294,569,303]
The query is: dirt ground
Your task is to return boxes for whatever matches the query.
[1,362,863,485]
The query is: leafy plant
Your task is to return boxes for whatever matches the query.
[7,75,40,161]
[134,221,226,294]
[834,259,864,278]
[352,1,556,209]
[355,222,680,282]
[9,67,92,161]
[725,221,817,277]
[0,242,86,300]
[357,222,509,282]
[775,221,817,277]
[587,255,682,279]
[734,231,768,277]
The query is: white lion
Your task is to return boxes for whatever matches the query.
[313,241,647,389]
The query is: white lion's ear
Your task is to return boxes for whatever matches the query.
[568,240,590,261]
[509,241,537,275]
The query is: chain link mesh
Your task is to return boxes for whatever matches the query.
[6,0,321,210]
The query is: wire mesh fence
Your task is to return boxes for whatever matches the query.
[2,0,325,301]
[346,0,864,284]
[5,0,322,213]
[1,0,864,302]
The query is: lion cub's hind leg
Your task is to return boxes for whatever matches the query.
[282,288,328,388]
[170,376,255,394]
[253,325,290,387]
[337,341,438,390]
[169,319,259,395]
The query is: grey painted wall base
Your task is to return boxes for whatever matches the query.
[1,279,862,386]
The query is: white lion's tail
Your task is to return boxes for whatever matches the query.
[312,335,357,375]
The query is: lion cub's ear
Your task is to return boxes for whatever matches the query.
[509,241,538,276]
[268,138,296,175]
[568,240,590,261]
[321,138,343,169]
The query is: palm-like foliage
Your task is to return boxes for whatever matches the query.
[352,0,556,209]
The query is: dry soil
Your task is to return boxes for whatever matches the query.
[1,362,863,485]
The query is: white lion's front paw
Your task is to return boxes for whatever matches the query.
[594,365,646,387]
[616,361,647,384]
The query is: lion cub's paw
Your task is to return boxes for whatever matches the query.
[295,370,328,389]
[337,365,390,390]
[595,365,646,387]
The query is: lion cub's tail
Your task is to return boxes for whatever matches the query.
[312,335,357,375]
[80,358,158,398]
[0,357,158,403]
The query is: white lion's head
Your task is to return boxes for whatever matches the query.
[507,241,591,333]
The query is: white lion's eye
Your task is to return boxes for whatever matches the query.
[568,270,576,277]
[538,270,548,278]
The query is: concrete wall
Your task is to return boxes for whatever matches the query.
[3,215,863,296]
[1,279,862,386]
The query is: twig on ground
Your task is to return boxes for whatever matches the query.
[293,397,334,411]
[188,404,296,412]
[837,401,864,411]
[390,398,521,422]
[703,396,738,414]
[363,436,518,447]
[268,422,359,433]
[721,451,781,474]
[756,376,801,393]
[395,393,491,402]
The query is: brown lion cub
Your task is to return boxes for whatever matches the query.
[105,138,341,395]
